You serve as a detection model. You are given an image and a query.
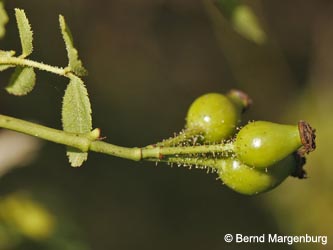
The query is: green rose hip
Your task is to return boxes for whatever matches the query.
[234,121,316,169]
[216,155,297,195]
[185,90,251,143]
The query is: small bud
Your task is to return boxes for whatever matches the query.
[88,128,101,140]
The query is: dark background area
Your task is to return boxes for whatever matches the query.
[0,1,332,249]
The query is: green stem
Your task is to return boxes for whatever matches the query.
[0,114,141,160]
[0,56,69,76]
[89,141,141,161]
[0,114,90,151]
[153,128,203,147]
[0,114,235,163]
[141,143,234,159]
[146,156,220,171]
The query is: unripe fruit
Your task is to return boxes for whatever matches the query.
[185,90,250,143]
[234,121,315,169]
[216,155,296,195]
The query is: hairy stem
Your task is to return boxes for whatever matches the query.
[153,128,203,147]
[141,143,234,159]
[148,156,220,171]
[0,56,70,76]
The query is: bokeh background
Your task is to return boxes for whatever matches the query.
[0,0,332,249]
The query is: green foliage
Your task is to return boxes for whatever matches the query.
[14,9,33,57]
[5,66,36,96]
[0,50,15,71]
[0,1,8,39]
[2,9,35,95]
[0,8,93,167]
[59,14,92,167]
[62,75,92,167]
[59,15,87,76]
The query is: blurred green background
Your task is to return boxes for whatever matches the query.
[0,0,332,249]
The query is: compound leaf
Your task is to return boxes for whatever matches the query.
[6,66,36,96]
[15,8,33,57]
[62,75,92,167]
[0,1,8,39]
[59,15,87,76]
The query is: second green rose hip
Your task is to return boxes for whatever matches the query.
[234,121,316,169]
